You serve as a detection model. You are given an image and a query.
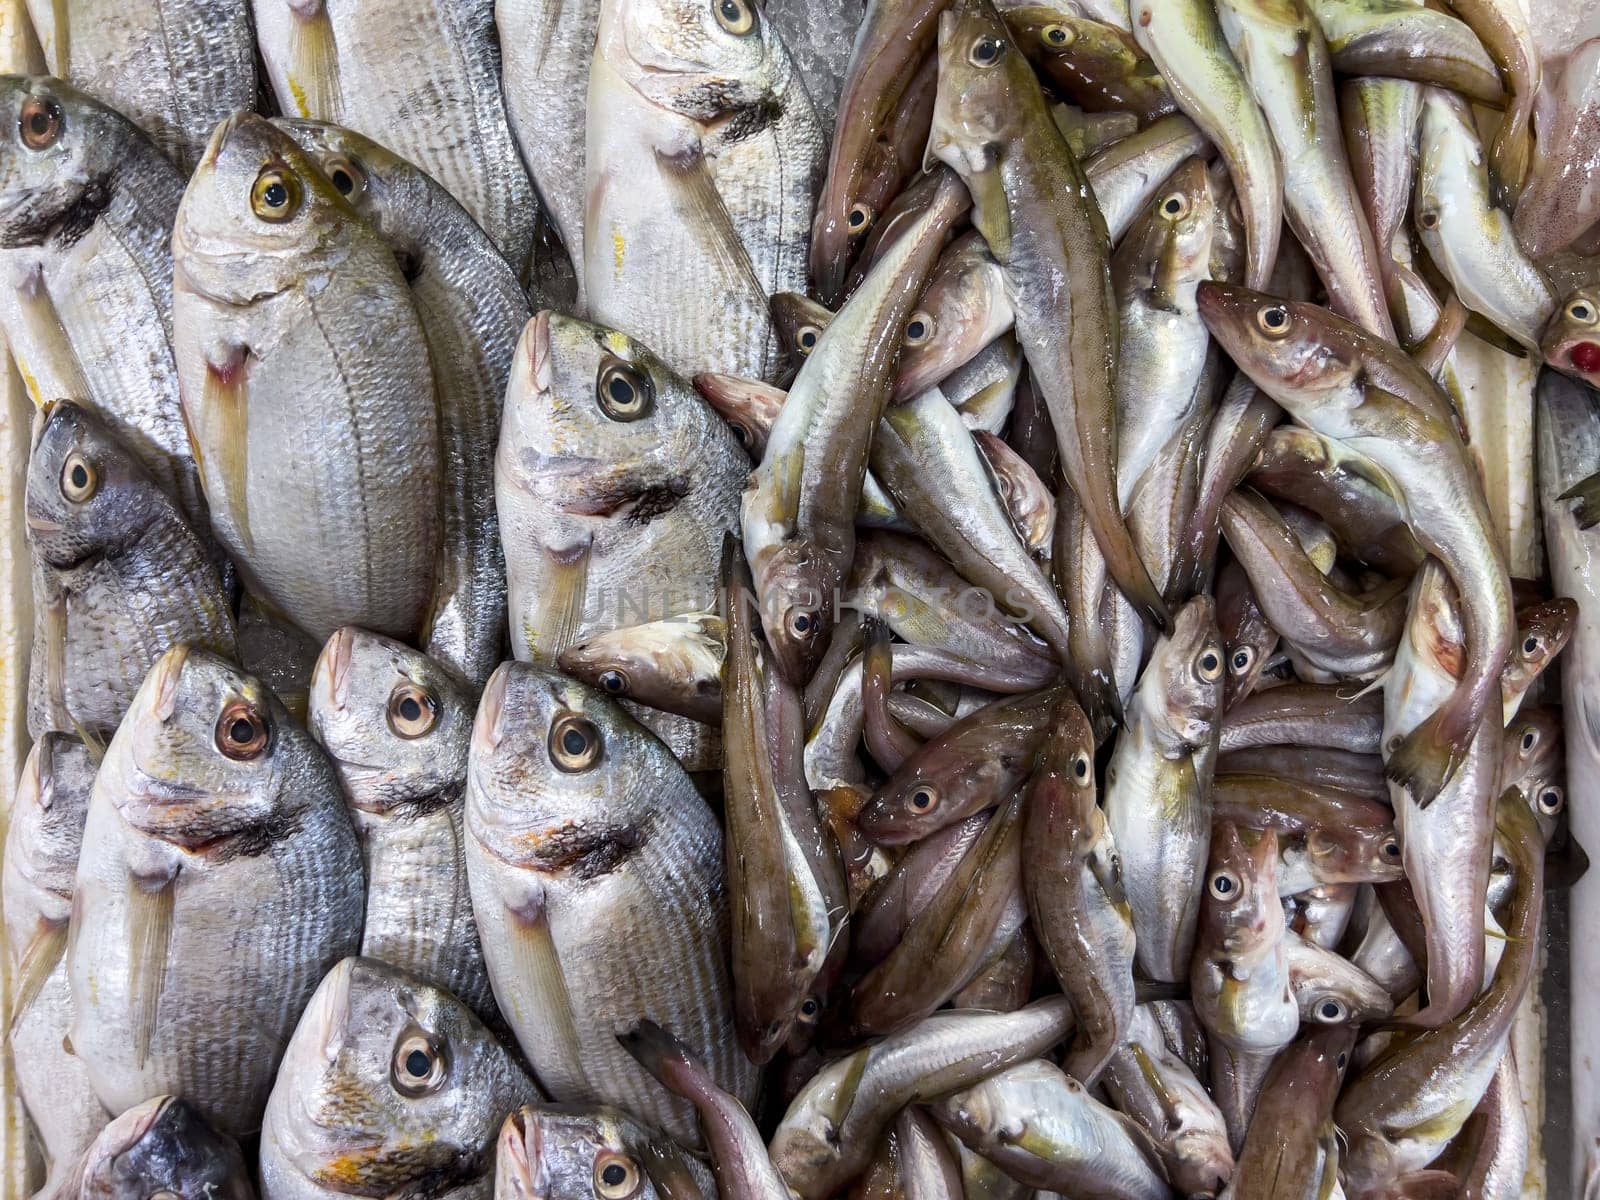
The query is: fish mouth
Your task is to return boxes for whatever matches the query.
[310,626,355,715]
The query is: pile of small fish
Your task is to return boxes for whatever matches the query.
[4,0,1600,1195]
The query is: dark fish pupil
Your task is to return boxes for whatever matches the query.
[1233,651,1248,668]
[848,208,867,229]
[720,0,739,18]
[563,728,588,755]
[1215,876,1232,893]
[332,169,354,194]
[601,672,624,692]
[1165,198,1181,213]
[609,377,634,405]
[602,1164,627,1186]
[400,697,422,721]
[29,113,47,134]
[976,39,998,59]
[70,465,88,488]
[406,1048,430,1077]
[1267,310,1285,326]
[1523,637,1538,653]
[1202,654,1218,671]
[1322,1002,1339,1018]
[800,331,816,347]
[1048,27,1065,41]
[230,718,255,744]
[265,182,287,207]
[1523,733,1536,750]
[907,321,926,339]
[792,613,811,632]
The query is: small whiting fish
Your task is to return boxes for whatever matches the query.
[1198,282,1513,807]
[1218,680,1383,754]
[930,0,1169,629]
[68,646,365,1135]
[1001,5,1177,123]
[24,400,236,745]
[495,1104,714,1200]
[1215,558,1278,710]
[306,628,496,1023]
[560,611,726,725]
[274,117,531,687]
[259,956,537,1200]
[1210,773,1403,894]
[172,112,441,646]
[1514,37,1600,258]
[252,0,539,271]
[1285,930,1394,1025]
[1221,1023,1354,1200]
[1105,595,1224,982]
[1337,75,1424,326]
[1308,0,1503,105]
[1439,0,1539,203]
[39,1095,252,1200]
[1083,112,1214,243]
[464,662,757,1147]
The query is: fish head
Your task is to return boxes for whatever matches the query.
[468,662,668,876]
[103,645,308,851]
[265,957,527,1195]
[750,536,840,685]
[1196,283,1361,414]
[174,111,357,306]
[1146,595,1224,751]
[1503,706,1566,842]
[603,0,788,118]
[928,0,1037,178]
[494,1104,694,1200]
[80,1095,253,1200]
[25,400,168,570]
[692,372,782,458]
[1169,1123,1234,1199]
[1115,156,1216,298]
[558,612,725,719]
[895,234,1008,400]
[269,118,423,254]
[306,627,474,814]
[1542,289,1600,386]
[1215,561,1274,709]
[770,291,832,363]
[1505,598,1578,700]
[1200,822,1282,954]
[3,732,92,929]
[1302,822,1404,886]
[974,431,1053,555]
[1028,691,1099,844]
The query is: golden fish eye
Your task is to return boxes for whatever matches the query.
[1312,997,1347,1024]
[549,713,603,772]
[1417,208,1440,231]
[391,1033,446,1097]
[903,312,936,347]
[847,203,875,234]
[216,702,270,761]
[1567,297,1599,324]
[250,167,302,223]
[1207,868,1240,901]
[59,450,97,503]
[387,682,438,739]
[1071,751,1091,781]
[1158,192,1189,220]
[1538,785,1565,815]
[713,0,756,35]
[1256,304,1291,337]
[18,95,61,151]
[321,153,367,200]
[908,785,938,813]
[597,669,629,696]
[1196,647,1223,681]
[1040,23,1074,47]
[596,358,655,422]
[1229,646,1254,675]
[595,1152,642,1198]
[796,324,821,353]
[970,35,1005,66]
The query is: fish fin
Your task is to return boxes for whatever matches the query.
[1409,289,1468,377]
[522,539,591,665]
[8,921,66,1034]
[45,0,69,75]
[126,870,175,1068]
[1344,668,1391,703]
[505,889,589,1096]
[287,5,343,118]
[1385,705,1472,808]
[72,721,105,767]
[9,266,91,406]
[963,167,1013,259]
[200,354,253,556]
[1128,1042,1186,1131]
[1560,470,1600,530]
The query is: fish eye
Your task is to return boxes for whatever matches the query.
[250,166,303,223]
[386,682,438,739]
[970,35,1005,66]
[1381,837,1401,859]
[1520,727,1539,753]
[1567,296,1599,324]
[549,713,603,772]
[215,701,270,761]
[1159,192,1189,220]
[787,609,817,639]
[322,153,367,200]
[59,450,97,503]
[1417,208,1440,231]
[1229,647,1254,674]
[597,669,629,696]
[1256,304,1291,337]
[596,358,655,422]
[728,422,750,445]
[796,324,821,353]
[1314,998,1347,1023]
[798,995,821,1022]
[1040,23,1074,47]
[1539,785,1565,815]
[18,95,61,151]
[847,203,875,234]
[391,1033,446,1097]
[1196,647,1223,681]
[1072,751,1091,781]
[713,0,756,35]
[908,785,938,813]
[1522,634,1541,656]
[1336,1051,1349,1070]
[903,312,935,347]
[1208,868,1240,901]
[595,1152,642,1198]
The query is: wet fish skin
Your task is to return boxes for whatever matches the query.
[173,112,441,647]
[27,0,254,171]
[253,0,539,272]
[1105,595,1224,982]
[1218,681,1383,753]
[3,735,107,1185]
[1001,5,1176,122]
[1215,559,1277,711]
[1514,37,1600,259]
[1223,1023,1354,1200]
[495,1104,714,1199]
[1440,0,1539,203]
[1197,282,1512,807]
[930,0,1168,630]
[43,1094,253,1200]
[305,627,496,1023]
[893,232,1015,401]
[464,662,756,1147]
[68,646,365,1135]
[1083,112,1213,243]
[560,611,726,724]
[274,118,529,687]
[1308,0,1503,106]
[0,76,201,525]
[1284,929,1394,1024]
[260,956,536,1200]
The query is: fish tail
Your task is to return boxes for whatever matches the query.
[1096,515,1171,633]
[288,5,343,119]
[1069,661,1123,746]
[1384,705,1473,807]
[126,874,175,1069]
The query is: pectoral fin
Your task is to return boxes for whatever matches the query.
[8,921,66,1034]
[127,871,175,1068]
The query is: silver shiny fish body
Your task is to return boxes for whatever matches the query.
[274,119,527,687]
[306,627,496,1023]
[2,735,107,1185]
[28,0,254,170]
[260,957,537,1200]
[1514,37,1600,259]
[0,77,200,526]
[1337,75,1420,320]
[1284,928,1394,1024]
[464,663,756,1147]
[254,0,538,272]
[1306,0,1501,104]
[1104,595,1225,982]
[1084,113,1212,243]
[497,0,601,300]
[68,646,365,1135]
[172,113,441,646]
[931,1059,1169,1200]
[25,401,236,742]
